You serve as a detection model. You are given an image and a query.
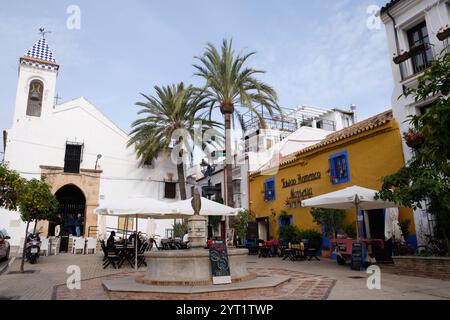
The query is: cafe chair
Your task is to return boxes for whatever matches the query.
[101,240,123,269]
[40,238,50,256]
[86,238,97,254]
[72,237,85,254]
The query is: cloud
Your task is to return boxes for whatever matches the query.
[251,1,393,120]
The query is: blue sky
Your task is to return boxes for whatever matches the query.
[0,0,392,134]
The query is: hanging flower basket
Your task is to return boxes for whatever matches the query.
[403,129,424,149]
[393,51,410,64]
[437,26,450,41]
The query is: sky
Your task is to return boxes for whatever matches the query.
[0,0,393,135]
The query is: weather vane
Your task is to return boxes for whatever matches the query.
[39,28,52,39]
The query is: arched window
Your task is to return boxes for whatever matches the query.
[26,80,44,117]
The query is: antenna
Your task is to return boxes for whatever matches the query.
[39,28,52,40]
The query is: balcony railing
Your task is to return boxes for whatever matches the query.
[396,43,436,81]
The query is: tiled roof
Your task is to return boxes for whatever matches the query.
[380,0,404,14]
[252,110,394,175]
[20,38,59,71]
[25,38,56,62]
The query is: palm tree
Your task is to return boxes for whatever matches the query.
[128,83,220,200]
[194,39,281,208]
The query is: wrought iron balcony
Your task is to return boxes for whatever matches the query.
[396,43,436,81]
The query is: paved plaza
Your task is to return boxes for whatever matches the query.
[1,252,450,300]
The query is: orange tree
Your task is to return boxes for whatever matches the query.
[377,50,450,253]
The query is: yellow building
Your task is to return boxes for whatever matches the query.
[249,110,415,247]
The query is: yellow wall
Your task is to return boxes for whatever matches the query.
[249,119,415,240]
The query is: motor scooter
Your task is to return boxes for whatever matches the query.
[25,232,41,264]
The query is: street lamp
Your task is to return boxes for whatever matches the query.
[95,154,102,170]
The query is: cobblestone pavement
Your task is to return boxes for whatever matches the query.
[0,253,146,300]
[54,268,335,300]
[1,253,450,300]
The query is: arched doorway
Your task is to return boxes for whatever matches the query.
[52,185,86,251]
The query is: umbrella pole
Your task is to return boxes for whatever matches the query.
[135,214,138,271]
[355,202,360,242]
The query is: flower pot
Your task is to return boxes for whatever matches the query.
[322,249,330,258]
[404,130,424,149]
[437,27,450,41]
[393,51,410,64]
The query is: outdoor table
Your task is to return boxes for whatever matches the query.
[115,244,138,268]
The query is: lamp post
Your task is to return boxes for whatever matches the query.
[94,154,102,170]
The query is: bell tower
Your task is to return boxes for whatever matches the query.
[12,31,59,126]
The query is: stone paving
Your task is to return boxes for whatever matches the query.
[1,253,450,300]
[55,268,335,300]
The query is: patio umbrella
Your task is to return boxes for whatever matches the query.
[97,214,106,241]
[94,196,181,271]
[174,197,241,216]
[385,207,404,242]
[301,185,398,241]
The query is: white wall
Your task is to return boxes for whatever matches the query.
[2,62,180,245]
[381,0,450,246]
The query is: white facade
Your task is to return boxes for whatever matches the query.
[1,37,181,246]
[381,0,450,246]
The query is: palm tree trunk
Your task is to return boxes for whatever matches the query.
[223,112,234,207]
[177,162,187,200]
[20,220,30,273]
[223,112,234,242]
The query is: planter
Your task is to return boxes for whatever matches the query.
[321,249,330,258]
[403,129,424,149]
[437,27,450,41]
[382,256,450,280]
[393,51,410,64]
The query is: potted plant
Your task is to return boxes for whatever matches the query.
[403,128,424,149]
[437,25,450,41]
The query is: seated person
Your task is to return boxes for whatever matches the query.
[128,231,142,247]
[107,231,116,249]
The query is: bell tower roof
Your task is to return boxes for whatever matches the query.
[20,37,59,71]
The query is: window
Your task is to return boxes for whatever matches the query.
[264,177,276,201]
[407,21,433,74]
[329,150,350,185]
[164,182,176,199]
[279,215,292,226]
[64,142,83,173]
[118,217,134,232]
[26,80,44,117]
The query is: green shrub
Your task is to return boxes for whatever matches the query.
[400,219,410,240]
[343,222,357,238]
[299,229,322,249]
[173,222,188,238]
[278,224,302,243]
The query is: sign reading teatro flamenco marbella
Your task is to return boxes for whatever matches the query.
[282,172,321,202]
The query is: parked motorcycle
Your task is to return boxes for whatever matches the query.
[25,232,41,264]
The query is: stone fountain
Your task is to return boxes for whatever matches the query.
[103,191,289,298]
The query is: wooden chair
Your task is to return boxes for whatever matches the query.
[137,242,148,267]
[101,240,123,269]
[303,239,320,261]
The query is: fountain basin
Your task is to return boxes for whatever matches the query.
[136,248,254,286]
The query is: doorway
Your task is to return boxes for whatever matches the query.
[53,184,86,252]
[256,217,270,241]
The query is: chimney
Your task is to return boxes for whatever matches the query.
[350,104,357,123]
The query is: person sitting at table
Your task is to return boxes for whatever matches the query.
[128,231,142,247]
[107,231,116,249]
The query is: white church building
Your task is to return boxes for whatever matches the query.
[1,36,184,249]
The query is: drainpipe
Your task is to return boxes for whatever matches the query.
[386,8,406,91]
